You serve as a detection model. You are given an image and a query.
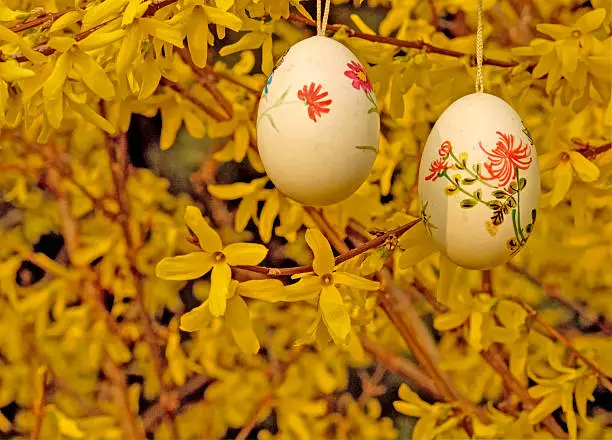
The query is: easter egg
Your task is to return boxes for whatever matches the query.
[418,92,540,270]
[256,36,380,206]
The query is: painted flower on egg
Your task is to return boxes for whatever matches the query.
[424,133,537,255]
[479,132,533,187]
[344,61,372,93]
[297,82,332,122]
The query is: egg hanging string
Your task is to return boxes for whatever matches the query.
[475,0,484,93]
[316,0,332,36]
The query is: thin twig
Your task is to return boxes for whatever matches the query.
[360,335,443,400]
[288,14,517,68]
[427,0,439,28]
[31,368,48,440]
[507,263,612,336]
[104,359,146,440]
[481,346,567,438]
[517,299,612,393]
[572,138,612,160]
[10,10,67,32]
[236,218,421,276]
[105,132,181,438]
[235,395,274,440]
[161,78,230,122]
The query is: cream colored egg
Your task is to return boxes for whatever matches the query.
[418,92,540,270]
[256,36,380,206]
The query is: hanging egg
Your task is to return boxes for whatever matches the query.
[256,36,380,206]
[418,92,540,270]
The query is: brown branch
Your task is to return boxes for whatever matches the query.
[360,335,442,400]
[178,48,234,119]
[104,359,146,440]
[572,138,612,160]
[304,206,350,253]
[522,303,612,393]
[31,368,48,440]
[237,218,422,276]
[160,77,229,122]
[507,263,612,336]
[287,14,517,68]
[203,65,259,95]
[12,0,179,61]
[235,395,274,440]
[10,10,67,33]
[427,0,439,28]
[104,131,181,438]
[143,374,211,430]
[481,346,567,438]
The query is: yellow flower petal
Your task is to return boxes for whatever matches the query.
[236,279,285,301]
[180,300,212,332]
[209,262,231,316]
[284,276,322,301]
[72,50,115,100]
[259,189,280,243]
[575,8,606,34]
[550,160,573,206]
[155,252,214,280]
[223,242,268,266]
[333,272,379,291]
[202,5,242,32]
[568,151,600,182]
[319,285,350,344]
[226,295,260,354]
[219,31,266,57]
[208,177,268,200]
[187,7,209,68]
[536,23,571,40]
[184,205,223,253]
[305,229,334,275]
[528,390,562,424]
[43,51,72,99]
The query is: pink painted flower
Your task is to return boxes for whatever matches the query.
[297,83,332,122]
[344,61,373,93]
[480,131,532,187]
[425,158,448,181]
[439,141,451,157]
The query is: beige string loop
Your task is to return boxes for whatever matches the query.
[316,0,332,36]
[475,0,484,93]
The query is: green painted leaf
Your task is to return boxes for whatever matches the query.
[491,211,504,225]
[445,186,458,195]
[460,199,477,209]
[277,86,290,104]
[462,177,477,185]
[474,189,483,200]
[510,177,527,192]
[356,145,377,152]
[531,209,537,222]
[266,114,279,133]
[487,201,502,210]
[492,190,507,199]
[368,106,379,114]
[473,163,481,174]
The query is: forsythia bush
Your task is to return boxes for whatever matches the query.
[0,0,611,438]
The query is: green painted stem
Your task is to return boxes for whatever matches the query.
[448,150,496,188]
[442,172,489,207]
[515,167,526,243]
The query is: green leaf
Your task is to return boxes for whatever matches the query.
[474,189,483,200]
[460,199,477,209]
[492,190,507,199]
[461,177,477,185]
[473,163,481,174]
[277,86,290,104]
[445,185,458,195]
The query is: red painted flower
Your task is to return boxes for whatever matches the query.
[480,131,532,187]
[439,140,451,157]
[297,83,332,122]
[344,61,373,93]
[425,158,448,181]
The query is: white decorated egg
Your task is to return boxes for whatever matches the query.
[418,92,540,270]
[256,36,380,206]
